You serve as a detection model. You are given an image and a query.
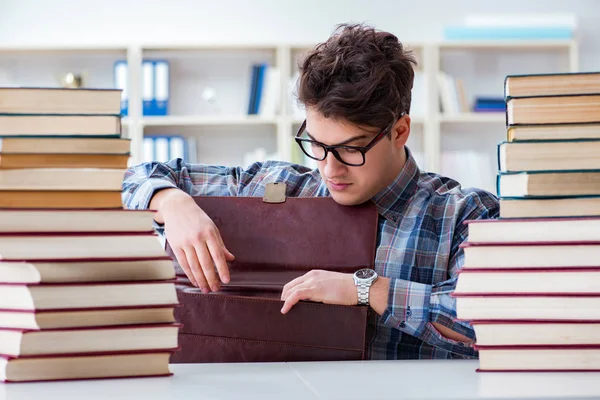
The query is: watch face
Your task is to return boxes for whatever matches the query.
[355,268,376,279]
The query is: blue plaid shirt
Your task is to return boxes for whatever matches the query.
[122,147,499,359]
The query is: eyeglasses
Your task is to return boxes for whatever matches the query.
[294,114,404,167]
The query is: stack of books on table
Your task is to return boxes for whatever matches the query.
[0,87,131,208]
[0,87,179,383]
[453,71,600,372]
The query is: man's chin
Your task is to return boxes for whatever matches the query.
[329,191,368,206]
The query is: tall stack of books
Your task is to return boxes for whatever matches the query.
[453,72,600,372]
[0,87,179,383]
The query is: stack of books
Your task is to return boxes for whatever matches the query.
[0,87,179,383]
[0,87,131,208]
[453,71,600,372]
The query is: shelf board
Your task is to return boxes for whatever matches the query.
[0,46,127,54]
[439,39,575,50]
[439,113,505,123]
[290,116,425,125]
[141,115,279,127]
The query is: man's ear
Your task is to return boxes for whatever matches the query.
[391,114,411,149]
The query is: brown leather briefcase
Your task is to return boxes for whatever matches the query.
[167,184,378,363]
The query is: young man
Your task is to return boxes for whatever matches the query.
[122,23,499,360]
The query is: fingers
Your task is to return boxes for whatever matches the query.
[207,237,230,284]
[281,275,305,302]
[215,227,235,262]
[281,287,312,314]
[183,246,209,293]
[173,247,198,287]
[194,242,221,292]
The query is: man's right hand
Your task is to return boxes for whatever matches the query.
[150,188,235,293]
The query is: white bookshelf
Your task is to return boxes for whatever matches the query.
[0,39,579,188]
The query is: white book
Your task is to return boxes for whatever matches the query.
[464,13,577,28]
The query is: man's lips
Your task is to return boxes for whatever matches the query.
[328,180,351,190]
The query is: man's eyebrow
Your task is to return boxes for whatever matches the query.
[306,131,369,146]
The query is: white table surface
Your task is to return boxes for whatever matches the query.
[1,360,600,400]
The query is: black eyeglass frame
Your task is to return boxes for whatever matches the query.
[294,113,405,167]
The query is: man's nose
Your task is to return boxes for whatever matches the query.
[323,151,347,178]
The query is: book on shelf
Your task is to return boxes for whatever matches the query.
[497,170,600,198]
[0,88,122,115]
[499,196,600,219]
[472,97,505,113]
[0,306,177,330]
[463,13,577,29]
[138,59,170,116]
[0,351,174,382]
[143,135,188,163]
[0,257,175,284]
[507,123,600,141]
[247,63,281,117]
[464,217,600,244]
[506,94,600,125]
[0,324,180,357]
[443,26,573,40]
[0,114,121,137]
[114,60,128,116]
[505,72,600,98]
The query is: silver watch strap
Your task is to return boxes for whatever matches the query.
[357,282,371,305]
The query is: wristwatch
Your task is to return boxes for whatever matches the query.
[353,268,378,306]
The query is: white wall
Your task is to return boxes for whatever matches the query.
[0,0,599,70]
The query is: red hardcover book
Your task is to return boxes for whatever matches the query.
[452,292,600,321]
[0,208,156,233]
[0,232,165,260]
[459,241,600,268]
[0,257,175,284]
[464,320,600,346]
[0,280,178,311]
[455,267,600,294]
[464,216,600,244]
[0,305,179,330]
[0,323,180,357]
[475,344,600,372]
[0,349,176,382]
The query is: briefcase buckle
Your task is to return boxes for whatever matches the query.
[263,182,287,203]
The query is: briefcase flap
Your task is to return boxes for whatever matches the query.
[165,195,378,290]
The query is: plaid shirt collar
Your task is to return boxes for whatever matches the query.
[371,147,420,225]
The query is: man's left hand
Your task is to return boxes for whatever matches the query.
[280,270,357,314]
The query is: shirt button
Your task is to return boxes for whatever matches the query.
[399,321,406,329]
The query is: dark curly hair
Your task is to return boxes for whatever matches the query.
[297,23,417,131]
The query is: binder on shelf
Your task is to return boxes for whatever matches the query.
[154,60,170,116]
[142,135,189,163]
[142,61,155,116]
[113,60,128,117]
